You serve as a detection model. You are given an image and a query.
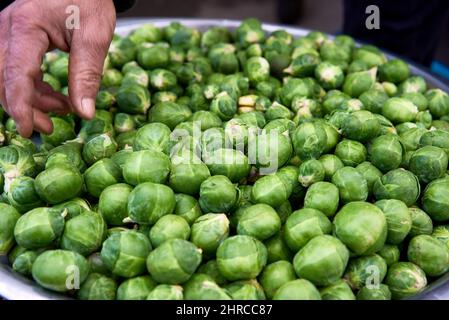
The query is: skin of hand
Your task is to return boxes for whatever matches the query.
[0,0,116,137]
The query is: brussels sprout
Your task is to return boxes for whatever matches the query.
[334,139,367,167]
[334,202,387,255]
[216,235,267,281]
[419,130,449,154]
[98,183,132,226]
[43,73,61,91]
[113,113,135,134]
[149,215,191,248]
[344,254,387,290]
[385,262,427,299]
[353,162,382,195]
[383,98,419,124]
[133,123,171,154]
[378,59,410,83]
[293,235,349,286]
[367,134,404,173]
[147,102,192,130]
[426,89,449,118]
[357,284,392,300]
[190,111,223,130]
[408,207,433,237]
[117,276,157,300]
[251,174,290,208]
[407,235,449,277]
[146,239,202,284]
[303,181,339,217]
[284,53,320,78]
[77,273,117,300]
[373,169,420,206]
[14,207,65,249]
[259,261,296,299]
[137,43,169,69]
[318,154,344,181]
[128,182,175,225]
[422,177,449,221]
[147,284,184,300]
[12,249,42,276]
[343,68,376,97]
[374,199,412,245]
[279,78,313,107]
[197,260,228,286]
[60,211,107,256]
[264,232,293,263]
[331,167,368,204]
[183,274,231,300]
[116,84,151,114]
[123,150,170,186]
[432,225,449,248]
[377,245,400,267]
[224,279,265,300]
[284,208,332,252]
[236,204,281,241]
[400,128,427,152]
[297,159,325,187]
[198,175,237,213]
[315,61,345,90]
[169,155,210,197]
[190,214,229,256]
[6,176,43,214]
[101,230,152,278]
[53,198,90,220]
[40,117,75,147]
[359,89,389,114]
[0,204,20,254]
[340,111,380,143]
[87,252,113,277]
[32,250,89,292]
[273,279,321,300]
[84,158,122,198]
[201,26,231,49]
[292,121,327,160]
[174,194,202,225]
[82,134,118,165]
[101,68,123,87]
[409,146,448,184]
[48,55,68,85]
[204,148,250,183]
[320,280,356,300]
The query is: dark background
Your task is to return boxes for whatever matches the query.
[118,0,449,66]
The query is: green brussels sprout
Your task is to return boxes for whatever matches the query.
[408,207,433,238]
[408,235,449,277]
[40,117,75,147]
[197,260,228,286]
[373,168,420,206]
[147,284,184,300]
[409,146,448,184]
[432,225,449,249]
[422,177,449,221]
[419,130,449,155]
[343,68,376,97]
[224,279,265,300]
[209,91,237,121]
[398,76,427,95]
[331,167,368,204]
[378,244,400,267]
[341,110,380,143]
[303,181,339,217]
[293,235,349,286]
[201,26,231,49]
[134,123,171,154]
[368,134,404,173]
[284,208,332,252]
[146,239,202,284]
[315,61,345,90]
[117,276,157,300]
[183,274,231,300]
[375,199,412,244]
[122,65,150,88]
[123,150,170,186]
[60,211,107,256]
[235,18,265,47]
[32,250,89,292]
[264,232,293,263]
[292,121,327,160]
[53,198,90,220]
[357,284,392,300]
[84,158,122,198]
[298,159,325,187]
[344,254,387,290]
[77,273,117,300]
[279,78,313,107]
[12,249,42,276]
[334,202,387,255]
[416,110,433,129]
[191,213,229,256]
[169,154,211,196]
[149,68,177,91]
[174,193,202,225]
[116,84,151,114]
[359,89,389,114]
[114,113,135,134]
[98,183,132,226]
[148,102,191,130]
[385,262,427,299]
[101,230,152,278]
[137,43,169,69]
[378,59,410,83]
[149,214,191,248]
[204,148,250,183]
[0,204,20,254]
[284,53,319,78]
[347,59,370,73]
[426,89,449,118]
[198,175,237,213]
[334,139,367,167]
[382,98,419,124]
[208,44,239,74]
[87,252,113,277]
[401,92,429,111]
[82,134,118,165]
[273,279,321,300]
[244,56,270,84]
[48,55,69,85]
[354,161,382,195]
[399,127,427,152]
[101,68,123,87]
[128,182,175,225]
[320,280,356,300]
[14,207,65,249]
[43,73,61,91]
[190,111,223,130]
[251,173,290,208]
[318,154,344,181]
[217,235,267,281]
[236,204,281,241]
[320,39,351,62]
[6,176,43,214]
[291,97,322,123]
[264,102,294,121]
[322,91,350,115]
[259,261,296,299]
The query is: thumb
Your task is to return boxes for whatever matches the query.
[68,13,115,119]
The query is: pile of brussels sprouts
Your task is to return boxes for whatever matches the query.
[2,19,449,300]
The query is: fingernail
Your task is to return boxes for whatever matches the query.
[81,97,96,119]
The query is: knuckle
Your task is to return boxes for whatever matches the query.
[75,68,102,86]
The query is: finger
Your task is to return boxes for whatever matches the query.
[34,80,72,113]
[33,108,53,134]
[4,15,49,137]
[68,7,115,120]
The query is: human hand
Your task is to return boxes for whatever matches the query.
[0,0,116,137]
